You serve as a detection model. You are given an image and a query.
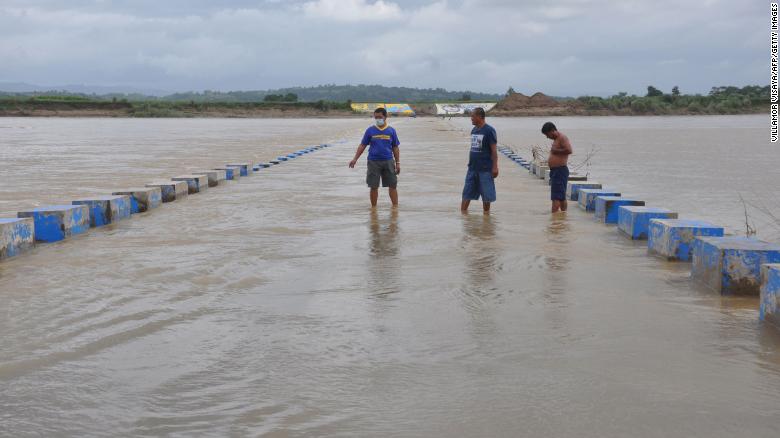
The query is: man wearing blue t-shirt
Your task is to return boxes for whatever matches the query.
[349,107,401,208]
[461,107,498,213]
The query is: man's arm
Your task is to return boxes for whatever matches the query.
[393,146,400,174]
[491,142,499,178]
[349,144,367,168]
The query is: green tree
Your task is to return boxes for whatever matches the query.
[646,86,663,97]
[461,93,472,101]
[672,86,680,96]
[506,87,516,96]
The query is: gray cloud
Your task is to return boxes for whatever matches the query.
[0,0,766,95]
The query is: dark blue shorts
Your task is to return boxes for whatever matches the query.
[549,166,569,201]
[462,168,496,202]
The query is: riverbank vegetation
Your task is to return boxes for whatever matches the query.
[0,97,353,118]
[0,84,767,117]
[572,85,767,115]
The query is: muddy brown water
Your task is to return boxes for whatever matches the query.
[1,116,779,437]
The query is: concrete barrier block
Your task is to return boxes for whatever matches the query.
[195,170,226,187]
[226,163,252,176]
[543,168,551,181]
[0,218,34,259]
[18,205,90,242]
[112,188,162,213]
[568,174,588,182]
[172,175,209,194]
[72,195,132,227]
[578,189,621,212]
[537,165,549,179]
[760,264,780,329]
[257,163,271,168]
[213,167,240,181]
[692,237,780,295]
[648,219,723,261]
[145,181,189,203]
[617,206,678,239]
[277,157,288,162]
[566,182,602,201]
[594,197,645,223]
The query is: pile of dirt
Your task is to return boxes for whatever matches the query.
[493,92,561,111]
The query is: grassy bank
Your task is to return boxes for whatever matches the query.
[0,96,354,118]
[0,85,769,118]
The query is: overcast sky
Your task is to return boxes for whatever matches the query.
[0,0,767,96]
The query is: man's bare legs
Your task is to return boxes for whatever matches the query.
[551,199,568,213]
[370,187,398,208]
[389,187,398,207]
[461,199,491,213]
[370,188,379,207]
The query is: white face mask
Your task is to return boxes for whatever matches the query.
[375,118,386,127]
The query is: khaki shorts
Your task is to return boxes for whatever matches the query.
[366,159,397,188]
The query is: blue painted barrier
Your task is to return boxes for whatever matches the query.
[73,195,132,227]
[760,264,780,329]
[692,236,780,295]
[171,175,209,194]
[270,160,280,165]
[145,181,189,203]
[566,182,602,201]
[578,189,621,212]
[277,157,288,162]
[594,196,644,223]
[18,205,90,242]
[213,167,239,180]
[112,188,162,214]
[0,218,34,259]
[226,163,252,176]
[647,219,723,261]
[617,206,678,239]
[257,163,271,168]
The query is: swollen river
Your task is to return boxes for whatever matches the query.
[0,116,778,437]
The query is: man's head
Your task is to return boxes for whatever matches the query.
[374,107,387,127]
[470,107,486,126]
[541,121,558,139]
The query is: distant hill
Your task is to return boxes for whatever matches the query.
[162,84,502,103]
[0,83,502,103]
[0,82,170,96]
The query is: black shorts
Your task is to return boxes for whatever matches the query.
[549,166,569,201]
[366,160,397,188]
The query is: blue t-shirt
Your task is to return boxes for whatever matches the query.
[468,124,497,171]
[361,125,400,161]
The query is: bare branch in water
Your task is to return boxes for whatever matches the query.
[743,195,780,240]
[569,145,599,178]
[738,193,757,237]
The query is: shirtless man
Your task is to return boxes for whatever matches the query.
[541,122,573,213]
